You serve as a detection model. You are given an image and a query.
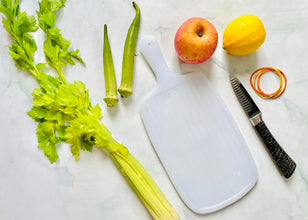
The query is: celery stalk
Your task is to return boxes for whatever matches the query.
[110,151,180,220]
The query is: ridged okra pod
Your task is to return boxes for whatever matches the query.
[103,24,119,107]
[118,2,140,98]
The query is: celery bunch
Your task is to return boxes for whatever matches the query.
[0,0,180,219]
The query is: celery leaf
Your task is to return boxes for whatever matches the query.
[71,139,80,160]
[15,12,38,34]
[36,121,60,163]
[37,0,84,69]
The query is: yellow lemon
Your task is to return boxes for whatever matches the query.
[222,15,266,56]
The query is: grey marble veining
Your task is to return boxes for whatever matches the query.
[1,0,308,219]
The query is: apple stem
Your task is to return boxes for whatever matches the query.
[197,26,204,37]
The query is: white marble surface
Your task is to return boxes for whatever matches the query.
[0,0,308,219]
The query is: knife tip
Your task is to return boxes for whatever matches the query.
[229,72,238,82]
[229,72,236,77]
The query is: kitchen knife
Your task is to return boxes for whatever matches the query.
[229,73,296,178]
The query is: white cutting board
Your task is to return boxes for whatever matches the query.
[139,35,258,214]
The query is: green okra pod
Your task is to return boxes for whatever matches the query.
[118,1,141,98]
[103,24,119,107]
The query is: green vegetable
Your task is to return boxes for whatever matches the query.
[0,1,180,219]
[118,1,140,98]
[103,24,118,107]
[37,0,84,84]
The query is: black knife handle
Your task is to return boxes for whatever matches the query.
[255,121,296,178]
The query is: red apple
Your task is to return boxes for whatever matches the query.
[174,17,218,64]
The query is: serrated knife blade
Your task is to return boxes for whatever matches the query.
[229,73,296,178]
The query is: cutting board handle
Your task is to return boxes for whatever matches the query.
[140,35,174,83]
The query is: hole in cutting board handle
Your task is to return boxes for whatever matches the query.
[140,35,177,84]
